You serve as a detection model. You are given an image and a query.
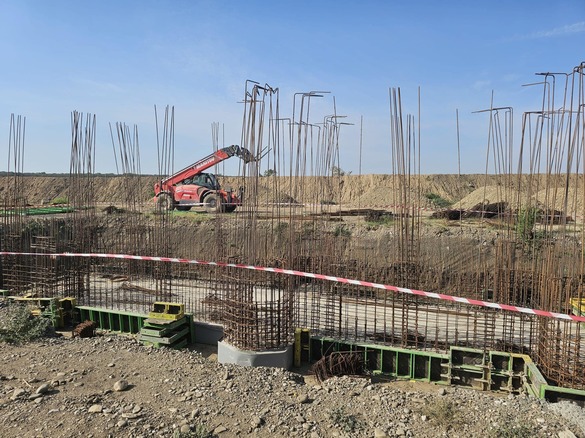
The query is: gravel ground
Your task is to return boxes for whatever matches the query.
[0,333,583,438]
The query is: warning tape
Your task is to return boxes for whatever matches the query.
[1,251,584,323]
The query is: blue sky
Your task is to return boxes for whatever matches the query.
[0,0,583,175]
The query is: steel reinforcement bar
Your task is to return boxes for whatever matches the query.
[2,251,584,323]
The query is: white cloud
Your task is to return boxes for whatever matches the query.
[525,21,585,39]
[72,78,125,93]
[473,80,491,91]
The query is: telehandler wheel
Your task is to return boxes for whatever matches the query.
[156,193,174,212]
[224,205,237,213]
[176,206,192,211]
[204,194,225,213]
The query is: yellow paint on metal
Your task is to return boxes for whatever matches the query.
[148,301,185,321]
[570,298,585,317]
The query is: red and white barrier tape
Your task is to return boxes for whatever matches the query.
[2,251,584,323]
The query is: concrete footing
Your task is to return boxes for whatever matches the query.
[193,321,224,345]
[218,341,293,369]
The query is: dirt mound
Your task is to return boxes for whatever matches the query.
[2,174,584,215]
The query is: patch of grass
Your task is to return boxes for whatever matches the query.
[171,211,213,222]
[365,211,394,227]
[301,222,316,237]
[50,196,69,205]
[330,407,361,433]
[275,222,289,234]
[421,399,460,430]
[172,422,214,437]
[425,193,452,208]
[490,421,535,437]
[333,224,351,237]
[0,302,53,345]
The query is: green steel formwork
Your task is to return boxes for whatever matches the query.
[310,337,450,384]
[139,316,192,349]
[309,336,585,404]
[525,362,585,406]
[76,306,148,334]
[76,305,196,349]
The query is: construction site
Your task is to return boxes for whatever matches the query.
[1,63,585,411]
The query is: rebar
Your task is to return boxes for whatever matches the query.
[1,65,585,388]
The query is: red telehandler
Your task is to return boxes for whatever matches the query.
[154,145,255,213]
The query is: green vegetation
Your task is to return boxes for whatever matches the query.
[50,196,69,205]
[365,211,394,227]
[262,169,277,177]
[301,222,315,237]
[515,207,547,256]
[329,407,361,433]
[333,224,352,237]
[172,423,214,438]
[425,193,452,208]
[490,421,534,437]
[145,210,214,222]
[274,222,289,234]
[421,399,460,430]
[0,302,53,345]
[515,207,540,241]
[171,211,213,222]
[331,166,351,176]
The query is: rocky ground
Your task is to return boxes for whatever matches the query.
[0,333,583,438]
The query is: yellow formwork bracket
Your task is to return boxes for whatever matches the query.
[148,302,185,321]
[294,328,311,367]
[570,298,584,317]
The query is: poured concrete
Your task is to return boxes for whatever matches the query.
[193,321,224,345]
[218,341,293,369]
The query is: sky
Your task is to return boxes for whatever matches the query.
[0,0,583,175]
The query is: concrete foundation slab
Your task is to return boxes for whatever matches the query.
[218,341,293,369]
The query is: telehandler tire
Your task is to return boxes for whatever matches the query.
[204,194,225,213]
[156,193,174,212]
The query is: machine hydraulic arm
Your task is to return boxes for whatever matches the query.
[154,145,255,194]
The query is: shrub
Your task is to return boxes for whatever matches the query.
[334,225,351,237]
[330,407,361,433]
[425,193,452,208]
[331,166,351,176]
[0,302,53,344]
[365,211,394,225]
[515,207,540,241]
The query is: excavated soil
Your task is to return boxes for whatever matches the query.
[2,174,584,214]
[1,334,584,438]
